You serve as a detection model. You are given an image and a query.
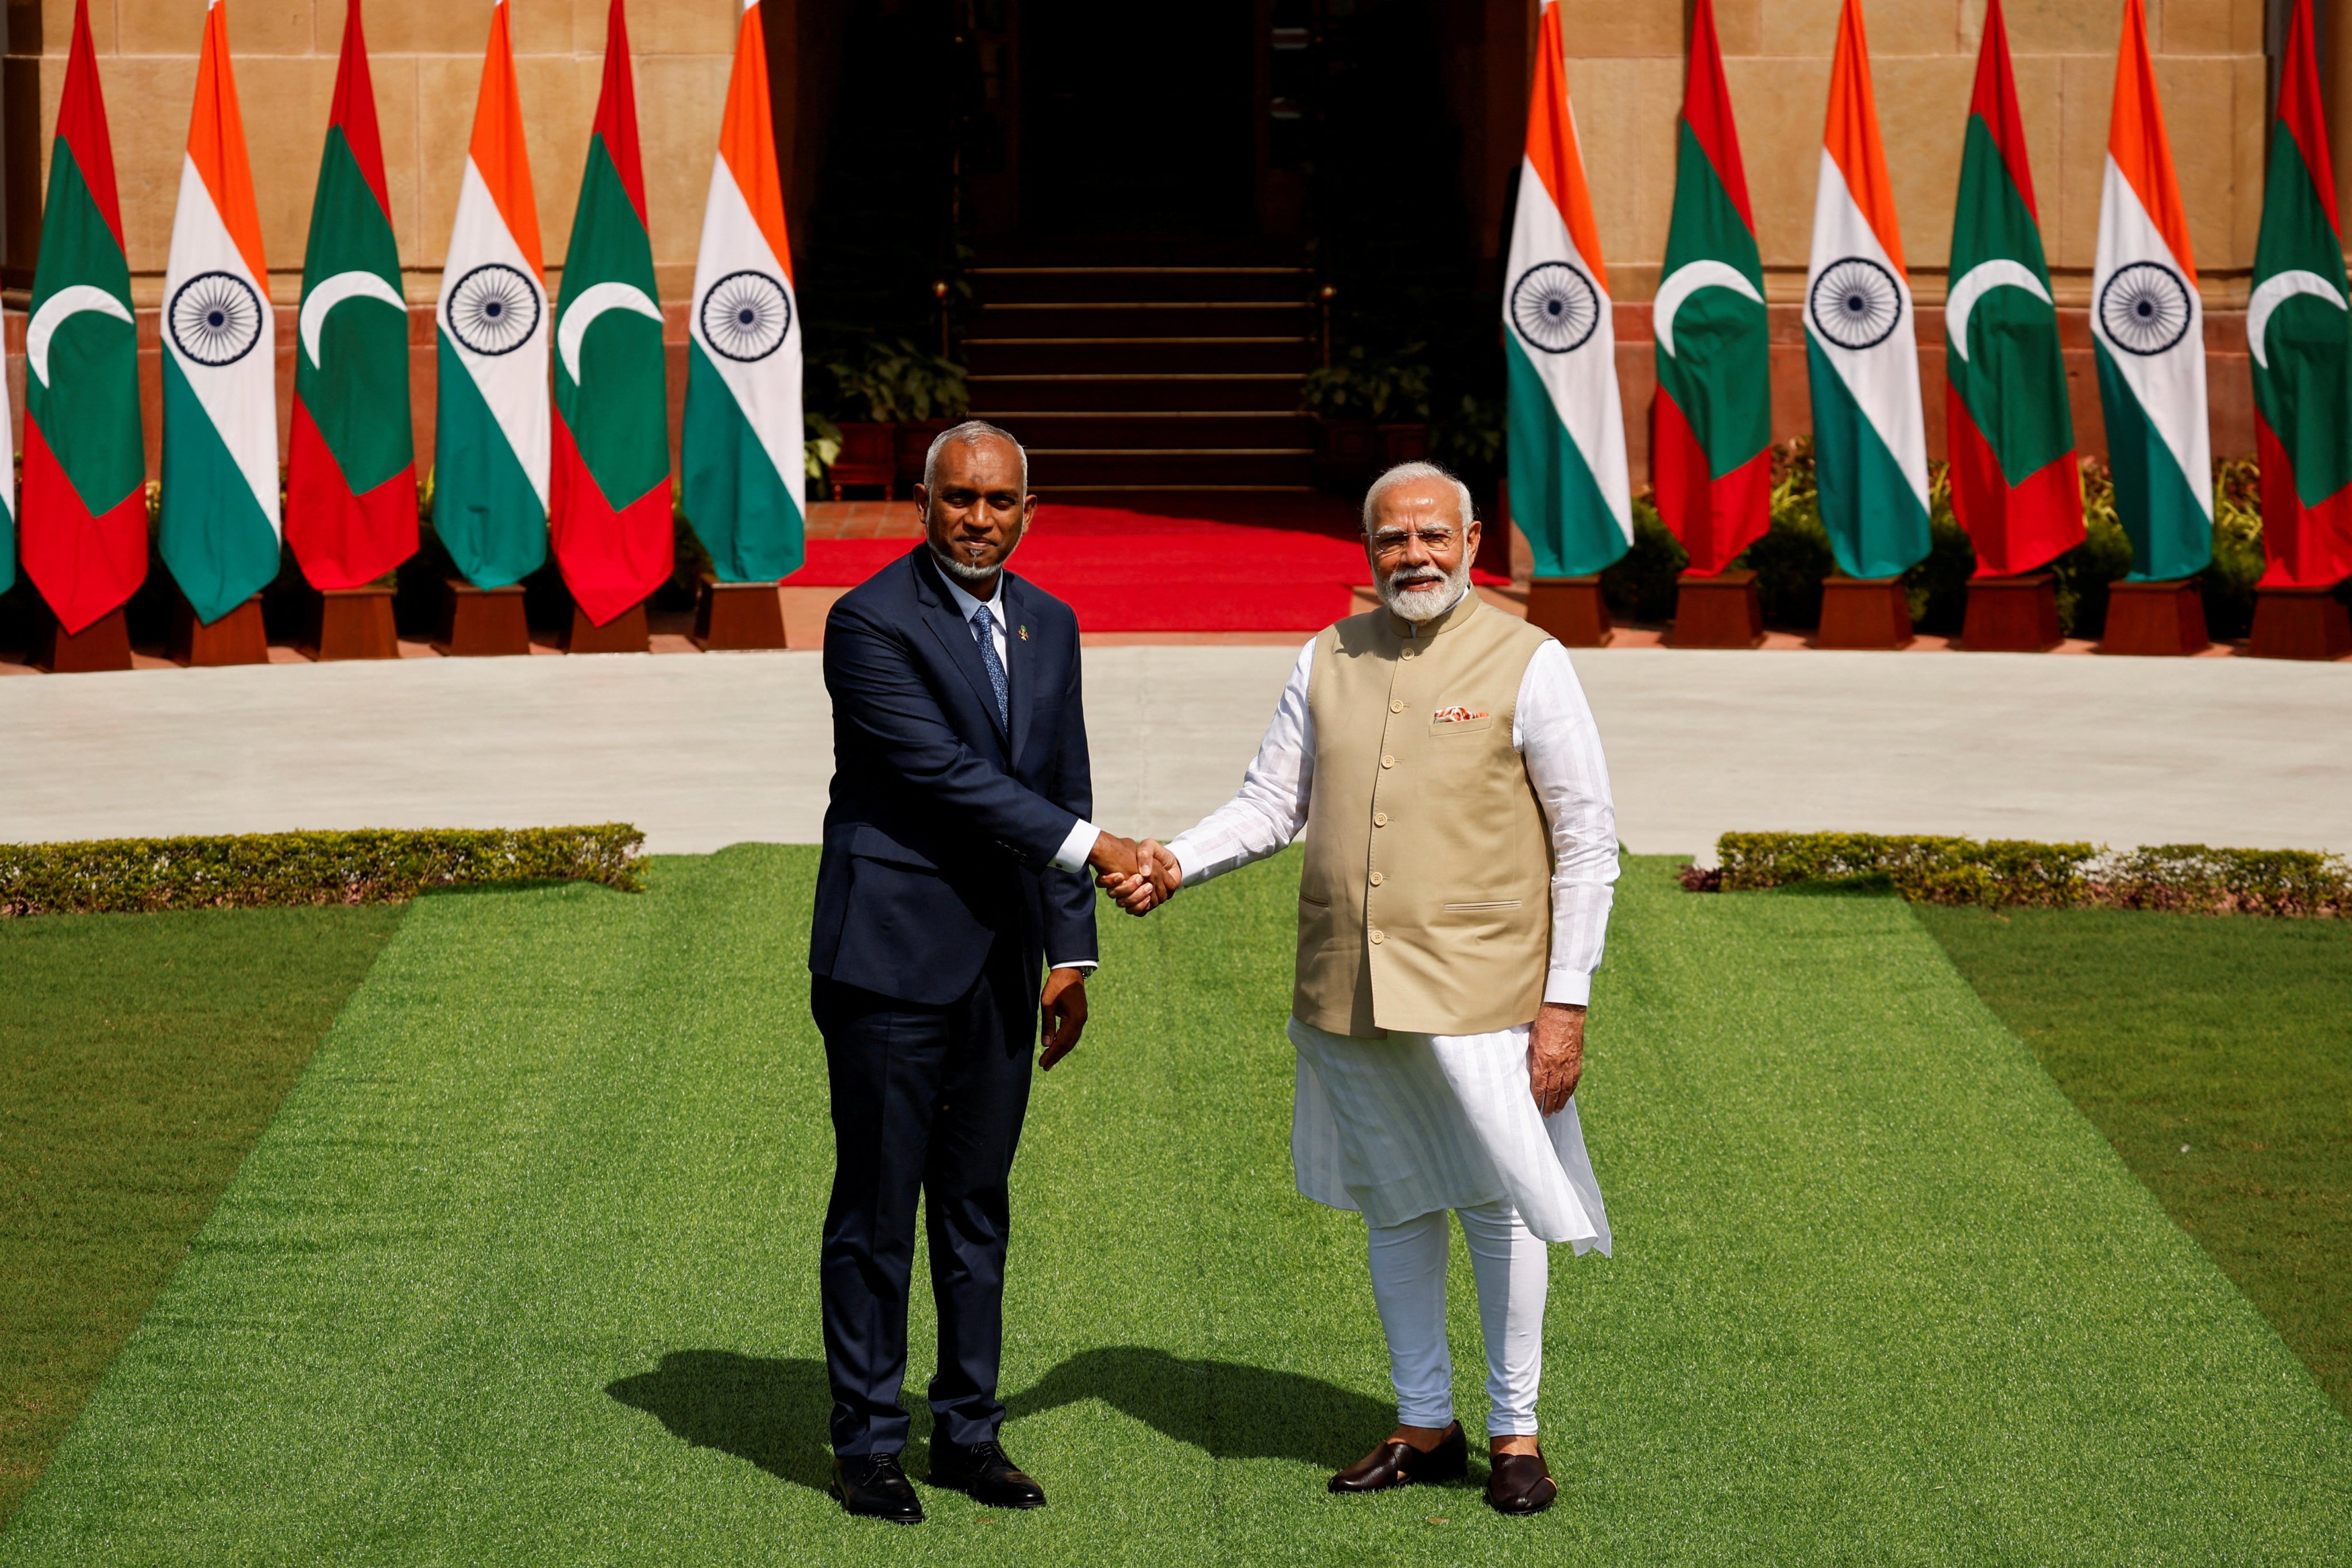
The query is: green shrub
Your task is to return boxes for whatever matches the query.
[1300,343,1434,422]
[1736,440,1837,629]
[0,827,646,918]
[2206,457,2266,640]
[1600,496,1687,621]
[816,338,969,425]
[1705,831,2349,917]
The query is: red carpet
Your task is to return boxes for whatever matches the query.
[785,502,1507,632]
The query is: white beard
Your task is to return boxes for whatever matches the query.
[929,534,1019,584]
[1377,555,1471,622]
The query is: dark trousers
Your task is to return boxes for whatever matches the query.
[813,953,1036,1458]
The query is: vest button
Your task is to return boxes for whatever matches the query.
[1401,649,1415,660]
[1390,699,1404,713]
[1369,871,1385,886]
[1374,812,1389,827]
[1370,929,1385,944]
[1380,754,1395,768]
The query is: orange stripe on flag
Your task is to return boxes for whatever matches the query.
[2107,0,2195,281]
[1522,0,1608,295]
[719,1,793,283]
[1822,0,1905,276]
[188,0,265,281]
[469,0,544,277]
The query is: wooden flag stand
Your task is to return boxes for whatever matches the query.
[1524,576,1611,646]
[2248,583,2352,660]
[1814,577,1913,649]
[167,594,269,667]
[1960,573,2061,651]
[693,574,788,650]
[33,607,133,673]
[436,579,531,656]
[564,601,650,654]
[2098,579,2208,656]
[1667,569,1763,648]
[304,585,400,661]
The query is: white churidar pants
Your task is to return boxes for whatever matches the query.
[1366,1198,1549,1435]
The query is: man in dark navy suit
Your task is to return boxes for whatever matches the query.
[810,420,1141,1523]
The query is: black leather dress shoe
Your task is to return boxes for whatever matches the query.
[832,1453,924,1523]
[928,1439,1047,1508]
[1486,1448,1558,1515]
[1327,1422,1469,1493]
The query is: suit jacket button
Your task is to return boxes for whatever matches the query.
[1370,929,1385,944]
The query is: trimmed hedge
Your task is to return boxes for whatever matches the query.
[0,825,646,918]
[1690,832,2351,918]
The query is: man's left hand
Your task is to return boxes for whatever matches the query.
[1040,967,1088,1070]
[1528,1002,1585,1116]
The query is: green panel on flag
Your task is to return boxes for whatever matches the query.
[28,144,143,517]
[1947,118,2072,485]
[1655,119,1770,480]
[159,353,281,624]
[433,335,549,588]
[1808,344,1930,580]
[298,128,411,495]
[557,141,667,510]
[2094,341,2212,582]
[682,344,804,584]
[2249,130,2352,507]
[1506,333,1629,578]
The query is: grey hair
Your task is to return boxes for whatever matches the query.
[1362,460,1476,535]
[922,419,1029,496]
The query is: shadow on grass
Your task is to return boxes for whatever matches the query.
[607,1345,1391,1489]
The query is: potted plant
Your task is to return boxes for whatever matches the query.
[1301,343,1433,492]
[814,338,970,500]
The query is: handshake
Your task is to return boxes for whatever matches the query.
[1087,833,1183,917]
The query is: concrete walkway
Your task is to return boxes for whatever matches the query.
[1,645,2345,859]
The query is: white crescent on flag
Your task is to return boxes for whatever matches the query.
[28,284,134,386]
[558,280,665,384]
[2246,268,2349,369]
[1652,260,1762,359]
[1944,258,2053,363]
[300,269,408,368]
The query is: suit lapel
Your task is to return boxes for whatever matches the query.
[910,549,1009,745]
[1003,575,1038,766]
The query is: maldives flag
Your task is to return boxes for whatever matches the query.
[289,0,415,592]
[553,0,670,625]
[1503,0,1631,578]
[159,0,279,625]
[434,0,550,589]
[2093,0,2211,582]
[682,0,804,583]
[21,0,144,636]
[1803,0,1928,581]
[2247,0,2352,589]
[1651,0,1768,577]
[1944,0,2081,578]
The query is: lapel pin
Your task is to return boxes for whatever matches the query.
[1018,624,1029,641]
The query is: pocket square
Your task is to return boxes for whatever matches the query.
[1432,705,1489,724]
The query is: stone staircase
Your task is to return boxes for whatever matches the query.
[961,243,1320,499]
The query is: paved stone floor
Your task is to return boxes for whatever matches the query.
[3,643,2345,859]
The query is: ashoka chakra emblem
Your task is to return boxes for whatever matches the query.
[2098,261,2192,356]
[1511,261,1600,354]
[169,271,262,366]
[1808,256,1903,350]
[446,262,541,356]
[700,270,792,362]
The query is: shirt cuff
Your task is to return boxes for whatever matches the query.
[1543,968,1592,1007]
[1048,959,1099,973]
[1049,817,1100,874]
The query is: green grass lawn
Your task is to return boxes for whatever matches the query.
[1915,903,2352,1415]
[0,904,404,1525]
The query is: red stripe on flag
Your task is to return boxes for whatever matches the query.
[549,416,673,626]
[18,419,147,635]
[1681,0,1754,232]
[287,399,418,591]
[592,0,650,227]
[2275,0,2341,236]
[1652,389,1769,578]
[329,0,393,218]
[2255,414,2352,587]
[56,0,125,250]
[1967,0,2040,222]
[1945,391,2084,577]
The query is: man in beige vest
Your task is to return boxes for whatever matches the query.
[1105,461,1617,1516]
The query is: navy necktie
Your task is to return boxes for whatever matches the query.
[971,604,1010,730]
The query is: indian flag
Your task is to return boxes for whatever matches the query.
[1503,0,1630,578]
[2092,0,2211,584]
[21,0,145,636]
[1803,0,1928,581]
[1945,0,2081,579]
[434,0,550,590]
[2247,0,2352,589]
[159,0,278,627]
[682,0,805,584]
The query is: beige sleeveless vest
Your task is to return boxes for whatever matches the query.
[1295,592,1555,1037]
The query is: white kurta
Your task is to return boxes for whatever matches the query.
[1165,625,1619,1252]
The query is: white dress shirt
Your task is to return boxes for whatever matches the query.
[940,568,1100,972]
[1163,615,1617,1006]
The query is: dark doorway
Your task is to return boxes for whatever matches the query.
[1018,0,1258,235]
